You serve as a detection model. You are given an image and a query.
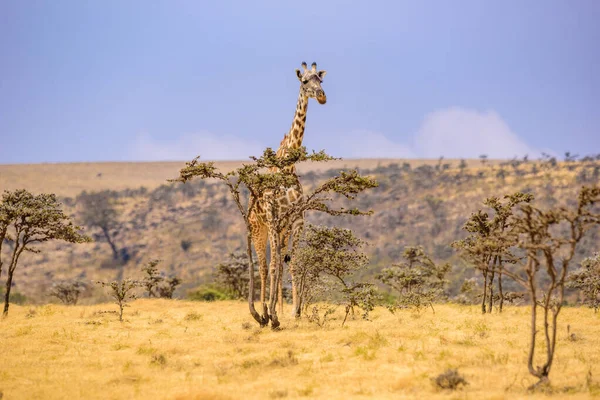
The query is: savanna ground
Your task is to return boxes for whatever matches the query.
[1,301,599,400]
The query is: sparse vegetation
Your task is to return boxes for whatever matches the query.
[378,246,450,313]
[568,253,600,312]
[2,301,600,399]
[140,259,181,299]
[215,252,256,300]
[293,224,378,326]
[432,369,468,390]
[96,278,140,321]
[452,192,533,313]
[1,156,599,397]
[48,280,87,305]
[456,185,600,387]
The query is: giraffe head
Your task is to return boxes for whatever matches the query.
[295,62,327,104]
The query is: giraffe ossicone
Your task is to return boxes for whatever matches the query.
[249,61,327,321]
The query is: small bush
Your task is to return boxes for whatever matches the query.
[269,350,298,367]
[141,259,182,299]
[150,353,167,366]
[184,311,202,321]
[49,280,87,305]
[187,286,232,302]
[96,278,140,321]
[432,369,468,390]
[307,305,336,328]
[180,239,192,252]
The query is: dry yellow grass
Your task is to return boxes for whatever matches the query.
[1,301,599,399]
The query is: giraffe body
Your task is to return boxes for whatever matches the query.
[249,62,327,318]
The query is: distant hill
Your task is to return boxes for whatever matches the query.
[0,158,501,197]
[1,157,599,304]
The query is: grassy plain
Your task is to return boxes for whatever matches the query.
[1,301,599,400]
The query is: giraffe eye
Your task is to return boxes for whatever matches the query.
[302,80,308,84]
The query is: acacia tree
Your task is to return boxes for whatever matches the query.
[76,190,121,260]
[377,246,450,313]
[292,224,378,326]
[49,280,87,305]
[459,186,600,388]
[0,189,91,316]
[172,147,377,328]
[567,253,600,312]
[452,193,533,313]
[96,278,140,321]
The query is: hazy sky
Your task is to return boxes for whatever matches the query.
[1,1,598,164]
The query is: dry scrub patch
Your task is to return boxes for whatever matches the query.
[1,301,599,399]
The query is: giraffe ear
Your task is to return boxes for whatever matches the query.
[295,69,302,80]
[317,70,327,79]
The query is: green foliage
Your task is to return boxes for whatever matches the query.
[377,246,451,313]
[453,278,479,305]
[0,288,27,305]
[567,253,600,312]
[187,285,233,302]
[452,192,533,313]
[141,259,181,299]
[293,224,377,325]
[141,259,163,297]
[96,278,140,321]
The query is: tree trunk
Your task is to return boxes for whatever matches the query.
[481,270,488,314]
[498,258,504,313]
[102,226,119,260]
[3,240,26,316]
[488,270,495,313]
[3,271,14,315]
[527,268,541,380]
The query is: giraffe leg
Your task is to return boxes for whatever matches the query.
[251,222,268,309]
[288,216,305,318]
[279,229,291,316]
[267,230,281,326]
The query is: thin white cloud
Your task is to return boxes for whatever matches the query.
[311,130,416,159]
[130,131,264,161]
[129,107,540,161]
[413,107,539,159]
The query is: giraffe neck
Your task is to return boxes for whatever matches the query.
[274,91,309,173]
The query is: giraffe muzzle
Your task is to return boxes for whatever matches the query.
[316,91,327,104]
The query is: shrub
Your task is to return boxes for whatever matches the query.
[377,246,450,313]
[141,259,181,299]
[187,286,232,302]
[96,278,140,321]
[567,253,600,312]
[432,369,468,390]
[49,280,87,305]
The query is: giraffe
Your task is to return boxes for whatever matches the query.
[249,61,327,319]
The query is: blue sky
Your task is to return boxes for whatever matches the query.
[0,1,598,164]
